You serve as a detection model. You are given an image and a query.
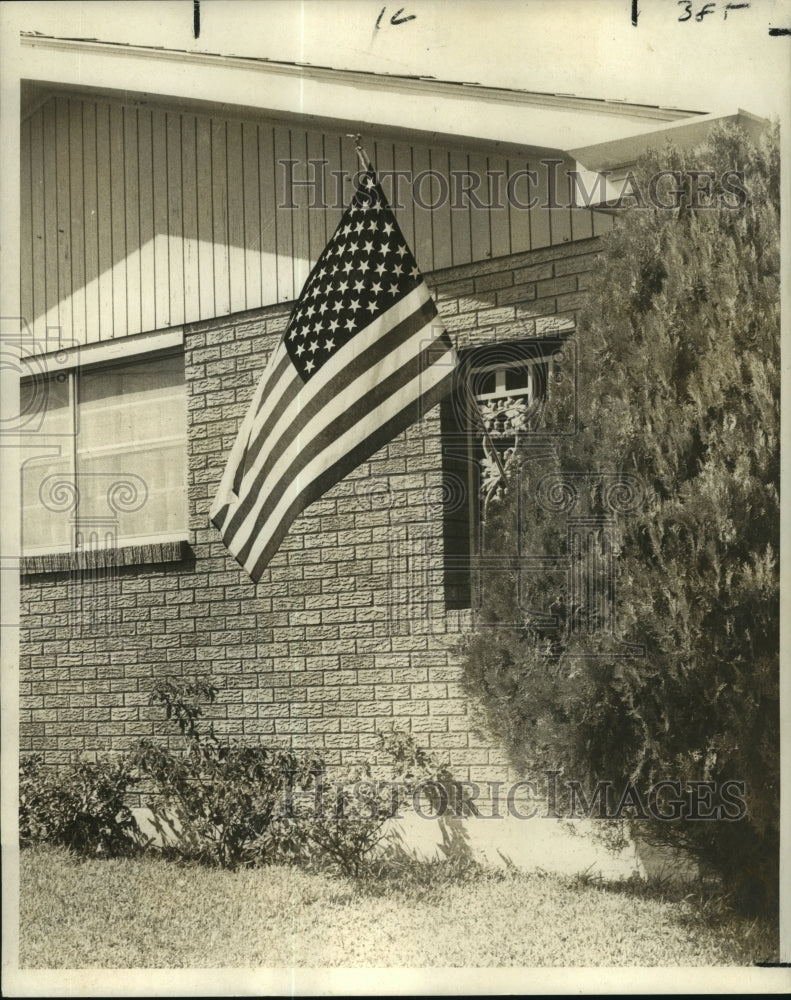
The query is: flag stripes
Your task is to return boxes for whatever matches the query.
[232,291,439,506]
[211,166,456,582]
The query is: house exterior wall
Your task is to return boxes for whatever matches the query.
[20,234,600,783]
[20,94,611,348]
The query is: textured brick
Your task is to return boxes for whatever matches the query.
[496,283,538,306]
[556,291,589,312]
[474,271,513,292]
[392,700,429,716]
[428,698,468,716]
[475,305,517,327]
[514,261,553,283]
[21,237,602,784]
[554,253,597,276]
[432,277,474,299]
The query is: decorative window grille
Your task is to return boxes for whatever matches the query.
[440,336,571,610]
[468,350,550,514]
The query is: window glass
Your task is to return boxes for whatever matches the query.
[20,375,72,552]
[440,337,571,610]
[20,352,186,554]
[78,355,186,542]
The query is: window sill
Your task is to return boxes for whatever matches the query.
[20,539,192,576]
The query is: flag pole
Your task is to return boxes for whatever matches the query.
[345,132,508,491]
[346,133,372,172]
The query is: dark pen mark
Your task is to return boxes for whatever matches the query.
[768,26,791,35]
[193,0,200,39]
[678,1,752,22]
[375,6,417,29]
[631,0,638,26]
[390,8,417,25]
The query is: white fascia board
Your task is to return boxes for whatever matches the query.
[570,109,770,173]
[19,35,704,155]
[570,109,771,210]
[567,166,626,211]
[20,329,184,369]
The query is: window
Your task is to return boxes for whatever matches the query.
[440,336,576,610]
[20,350,187,555]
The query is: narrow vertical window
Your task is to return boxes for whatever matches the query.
[440,336,573,610]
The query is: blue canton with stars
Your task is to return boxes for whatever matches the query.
[284,168,423,381]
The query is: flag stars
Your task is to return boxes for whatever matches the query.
[285,174,426,382]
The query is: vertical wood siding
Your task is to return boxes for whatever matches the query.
[21,95,612,345]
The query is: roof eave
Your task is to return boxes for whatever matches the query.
[19,34,710,154]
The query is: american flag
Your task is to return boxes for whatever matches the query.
[210,166,457,582]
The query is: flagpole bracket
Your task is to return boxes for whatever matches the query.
[346,132,372,172]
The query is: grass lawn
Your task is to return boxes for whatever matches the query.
[19,844,778,968]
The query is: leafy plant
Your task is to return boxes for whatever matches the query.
[19,752,141,857]
[459,123,780,914]
[135,678,322,869]
[138,680,471,878]
[305,728,473,878]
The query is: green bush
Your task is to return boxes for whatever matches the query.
[19,752,140,857]
[459,123,780,915]
[304,728,470,877]
[137,679,469,876]
[135,679,323,869]
[20,679,470,878]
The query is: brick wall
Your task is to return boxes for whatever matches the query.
[20,236,600,783]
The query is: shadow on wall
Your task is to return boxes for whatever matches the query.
[133,805,645,880]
